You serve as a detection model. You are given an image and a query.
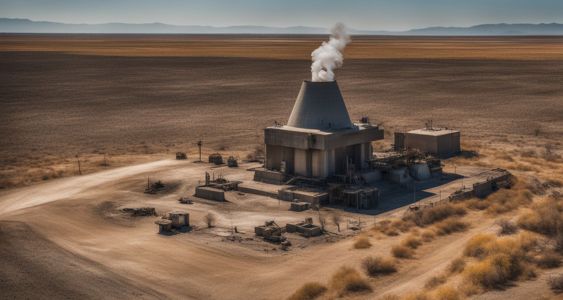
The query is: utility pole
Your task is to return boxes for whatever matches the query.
[75,154,82,175]
[197,140,202,162]
[413,181,416,203]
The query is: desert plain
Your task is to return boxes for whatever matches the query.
[0,34,562,299]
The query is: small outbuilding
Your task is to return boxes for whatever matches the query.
[395,128,460,158]
[155,219,172,233]
[168,210,190,228]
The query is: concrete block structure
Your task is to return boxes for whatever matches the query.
[264,81,384,178]
[395,128,460,158]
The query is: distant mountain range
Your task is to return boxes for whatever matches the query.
[1,18,563,35]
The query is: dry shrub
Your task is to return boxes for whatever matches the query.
[549,274,563,294]
[432,285,464,300]
[465,198,490,210]
[287,282,327,300]
[517,197,562,237]
[362,256,397,277]
[497,219,518,235]
[404,203,466,227]
[391,245,414,259]
[462,233,539,290]
[463,253,521,289]
[401,235,423,249]
[535,252,561,269]
[421,230,435,242]
[434,218,468,236]
[378,295,400,300]
[448,257,466,274]
[329,266,372,296]
[402,291,430,300]
[424,274,447,289]
[354,237,372,249]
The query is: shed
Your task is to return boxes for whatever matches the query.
[400,128,460,158]
[155,219,172,233]
[168,211,189,228]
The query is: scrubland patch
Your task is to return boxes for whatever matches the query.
[287,282,327,300]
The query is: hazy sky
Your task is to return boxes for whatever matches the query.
[1,0,563,30]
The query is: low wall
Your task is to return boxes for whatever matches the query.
[195,186,225,201]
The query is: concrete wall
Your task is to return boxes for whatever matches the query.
[436,132,461,157]
[294,148,307,176]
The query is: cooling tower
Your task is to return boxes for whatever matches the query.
[287,81,353,131]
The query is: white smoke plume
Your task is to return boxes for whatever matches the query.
[311,23,351,82]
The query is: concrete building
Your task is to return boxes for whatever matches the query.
[395,128,460,158]
[264,81,384,178]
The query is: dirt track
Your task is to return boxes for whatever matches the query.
[2,160,554,300]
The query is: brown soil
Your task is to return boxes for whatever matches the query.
[1,35,562,188]
[0,34,562,300]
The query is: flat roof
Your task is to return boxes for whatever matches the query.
[267,123,380,135]
[407,128,459,136]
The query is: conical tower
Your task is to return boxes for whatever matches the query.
[287,81,353,131]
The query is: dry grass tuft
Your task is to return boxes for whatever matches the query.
[287,282,327,300]
[434,218,469,236]
[497,219,518,235]
[432,285,464,300]
[402,291,430,300]
[401,235,423,249]
[424,275,447,289]
[329,266,372,296]
[362,256,397,277]
[421,230,435,242]
[448,257,466,274]
[391,245,414,259]
[354,237,372,249]
[549,274,563,294]
[378,295,400,300]
[535,252,562,269]
[403,203,466,227]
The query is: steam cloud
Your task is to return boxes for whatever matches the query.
[311,23,351,82]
